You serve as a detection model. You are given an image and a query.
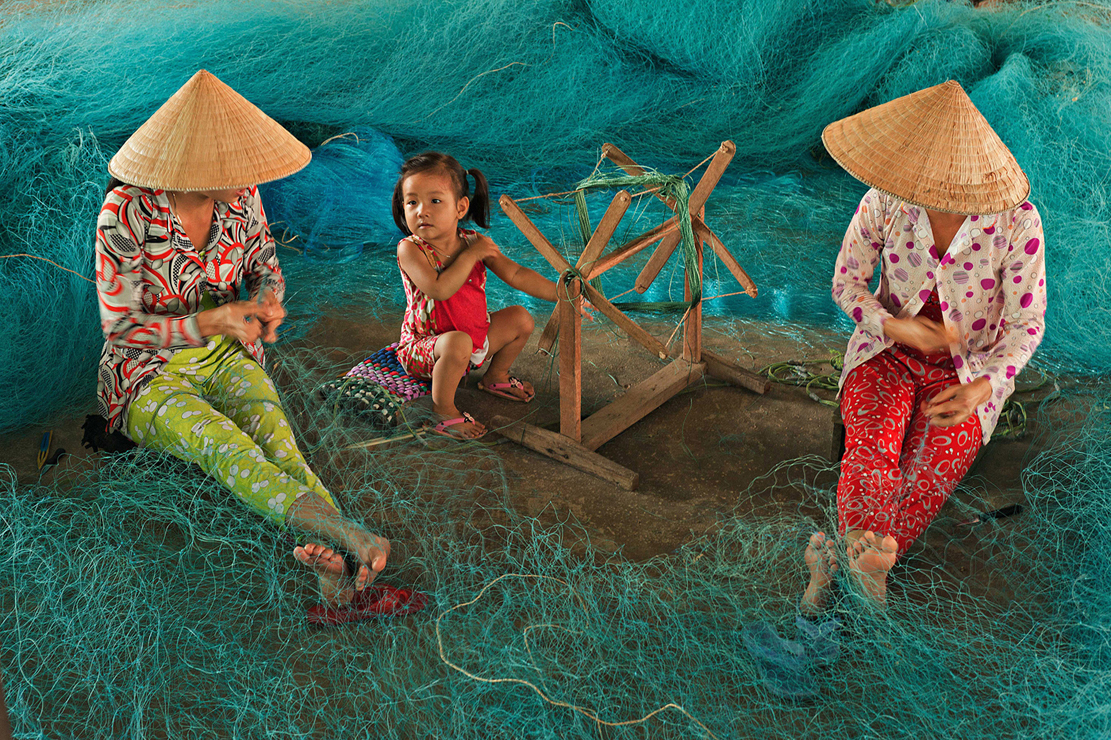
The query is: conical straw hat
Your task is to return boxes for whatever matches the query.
[109,69,310,192]
[821,80,1029,214]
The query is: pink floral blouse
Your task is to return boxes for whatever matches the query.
[95,184,284,433]
[833,189,1047,444]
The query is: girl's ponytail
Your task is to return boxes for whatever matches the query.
[465,168,490,229]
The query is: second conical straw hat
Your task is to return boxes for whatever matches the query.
[821,80,1029,214]
[109,70,310,192]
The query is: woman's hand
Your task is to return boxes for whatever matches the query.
[197,301,264,344]
[884,316,956,353]
[922,377,993,428]
[255,290,285,343]
[466,234,502,263]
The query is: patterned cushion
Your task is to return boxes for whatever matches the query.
[343,343,431,401]
[318,344,430,429]
[318,376,402,429]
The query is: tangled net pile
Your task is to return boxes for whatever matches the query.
[1,0,1110,737]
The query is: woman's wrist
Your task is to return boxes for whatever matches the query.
[196,307,225,337]
[881,316,904,341]
[969,376,994,405]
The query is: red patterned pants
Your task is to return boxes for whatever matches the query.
[837,346,982,556]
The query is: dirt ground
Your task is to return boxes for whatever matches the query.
[0,308,1046,584]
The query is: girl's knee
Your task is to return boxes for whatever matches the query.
[515,305,535,333]
[436,331,473,363]
[501,305,534,334]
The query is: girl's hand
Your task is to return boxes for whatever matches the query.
[197,301,264,344]
[255,290,285,343]
[466,234,502,262]
[922,377,992,428]
[884,316,956,353]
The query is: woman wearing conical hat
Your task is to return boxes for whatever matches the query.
[95,70,396,617]
[801,81,1046,613]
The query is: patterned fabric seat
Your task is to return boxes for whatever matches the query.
[318,343,430,429]
[342,343,431,400]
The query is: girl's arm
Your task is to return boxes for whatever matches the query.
[397,236,499,300]
[486,252,557,301]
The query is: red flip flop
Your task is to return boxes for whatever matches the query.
[306,584,428,626]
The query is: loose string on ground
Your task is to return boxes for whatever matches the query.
[435,573,720,739]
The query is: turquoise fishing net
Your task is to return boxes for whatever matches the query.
[1,0,1111,736]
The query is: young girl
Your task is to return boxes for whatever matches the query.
[392,152,570,439]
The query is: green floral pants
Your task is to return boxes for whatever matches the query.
[126,334,337,523]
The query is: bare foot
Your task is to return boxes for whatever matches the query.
[293,542,369,606]
[801,531,839,615]
[846,531,898,608]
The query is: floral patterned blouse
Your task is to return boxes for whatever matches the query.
[833,188,1047,444]
[95,184,284,433]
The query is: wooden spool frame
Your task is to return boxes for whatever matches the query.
[492,142,770,490]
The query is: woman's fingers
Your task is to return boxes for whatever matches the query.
[225,302,263,343]
[926,398,966,417]
[929,409,971,427]
[926,384,960,407]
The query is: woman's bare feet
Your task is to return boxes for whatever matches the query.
[846,531,898,607]
[285,493,392,604]
[800,531,839,616]
[294,542,361,606]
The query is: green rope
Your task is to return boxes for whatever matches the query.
[573,170,700,305]
[759,351,844,407]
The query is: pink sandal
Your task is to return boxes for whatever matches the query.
[431,411,486,440]
[478,376,535,403]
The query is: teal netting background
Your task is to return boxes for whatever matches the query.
[1,0,1110,737]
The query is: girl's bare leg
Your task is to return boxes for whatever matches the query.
[479,306,535,400]
[431,330,484,438]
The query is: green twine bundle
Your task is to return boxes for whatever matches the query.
[573,171,701,305]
